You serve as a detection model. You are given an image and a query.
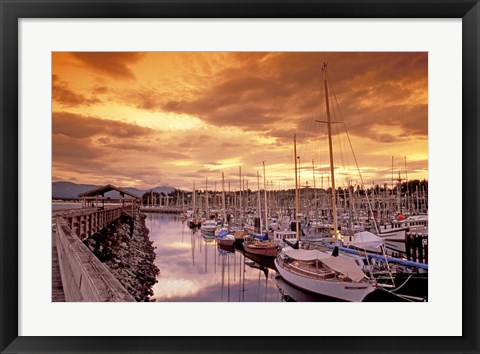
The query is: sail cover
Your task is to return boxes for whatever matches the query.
[321,257,366,283]
[283,249,331,261]
[352,231,384,251]
[282,248,367,283]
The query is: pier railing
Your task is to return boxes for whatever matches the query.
[52,205,134,239]
[53,217,135,302]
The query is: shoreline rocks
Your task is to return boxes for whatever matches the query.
[85,210,159,302]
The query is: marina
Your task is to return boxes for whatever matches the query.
[51,52,428,302]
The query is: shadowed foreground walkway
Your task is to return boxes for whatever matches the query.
[52,225,65,302]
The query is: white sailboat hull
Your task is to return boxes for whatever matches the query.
[274,259,376,302]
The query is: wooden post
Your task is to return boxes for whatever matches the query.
[417,235,424,263]
[424,237,428,264]
[406,233,412,261]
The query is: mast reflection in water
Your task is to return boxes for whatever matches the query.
[147,213,282,302]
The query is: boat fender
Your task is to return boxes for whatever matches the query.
[332,246,339,257]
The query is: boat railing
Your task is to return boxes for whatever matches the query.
[277,257,339,281]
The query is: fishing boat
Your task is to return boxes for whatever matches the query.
[374,214,428,256]
[272,230,298,246]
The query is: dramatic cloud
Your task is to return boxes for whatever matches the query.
[70,52,144,79]
[52,75,101,107]
[52,111,152,139]
[52,52,428,189]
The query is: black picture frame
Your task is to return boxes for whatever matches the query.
[1,1,478,353]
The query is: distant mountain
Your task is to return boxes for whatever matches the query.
[52,181,176,200]
[52,181,100,199]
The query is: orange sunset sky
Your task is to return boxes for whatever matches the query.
[52,52,428,191]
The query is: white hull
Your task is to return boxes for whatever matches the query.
[201,222,217,235]
[378,229,407,254]
[201,229,216,237]
[274,259,376,302]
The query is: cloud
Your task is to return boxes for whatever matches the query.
[71,52,144,79]
[51,52,428,189]
[148,52,428,144]
[52,75,101,107]
[52,111,152,139]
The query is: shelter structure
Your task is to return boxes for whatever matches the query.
[78,184,140,211]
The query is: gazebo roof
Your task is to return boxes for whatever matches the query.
[78,184,140,199]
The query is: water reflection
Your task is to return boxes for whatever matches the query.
[147,213,282,302]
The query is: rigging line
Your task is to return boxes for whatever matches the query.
[300,70,324,163]
[390,274,414,293]
[328,76,379,235]
[376,285,415,302]
[328,77,349,185]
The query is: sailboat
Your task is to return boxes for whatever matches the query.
[187,180,202,228]
[243,164,279,258]
[274,63,377,301]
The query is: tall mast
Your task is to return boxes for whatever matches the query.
[222,172,226,223]
[391,156,394,213]
[323,62,338,243]
[214,181,217,210]
[404,156,409,212]
[256,171,262,232]
[205,177,209,217]
[239,166,243,225]
[294,134,300,241]
[298,156,301,210]
[312,159,317,213]
[193,180,196,214]
[262,161,268,231]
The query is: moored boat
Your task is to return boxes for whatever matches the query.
[243,234,278,257]
[201,219,217,236]
[217,229,236,247]
[275,247,376,302]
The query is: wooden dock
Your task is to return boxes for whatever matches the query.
[51,226,65,302]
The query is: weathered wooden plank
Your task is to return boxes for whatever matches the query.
[51,229,66,302]
[55,217,135,302]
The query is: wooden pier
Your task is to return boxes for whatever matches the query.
[52,183,142,301]
[52,205,134,240]
[53,216,135,302]
[52,225,65,302]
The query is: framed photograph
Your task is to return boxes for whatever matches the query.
[1,1,478,353]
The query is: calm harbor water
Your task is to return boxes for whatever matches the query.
[51,205,364,301]
[147,213,285,302]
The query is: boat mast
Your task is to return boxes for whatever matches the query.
[312,159,317,217]
[294,134,300,241]
[391,156,394,215]
[193,180,196,215]
[239,166,243,225]
[222,172,226,223]
[257,170,263,232]
[404,156,409,213]
[205,177,209,217]
[262,161,268,232]
[322,62,339,244]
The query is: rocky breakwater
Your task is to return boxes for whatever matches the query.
[85,211,159,301]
